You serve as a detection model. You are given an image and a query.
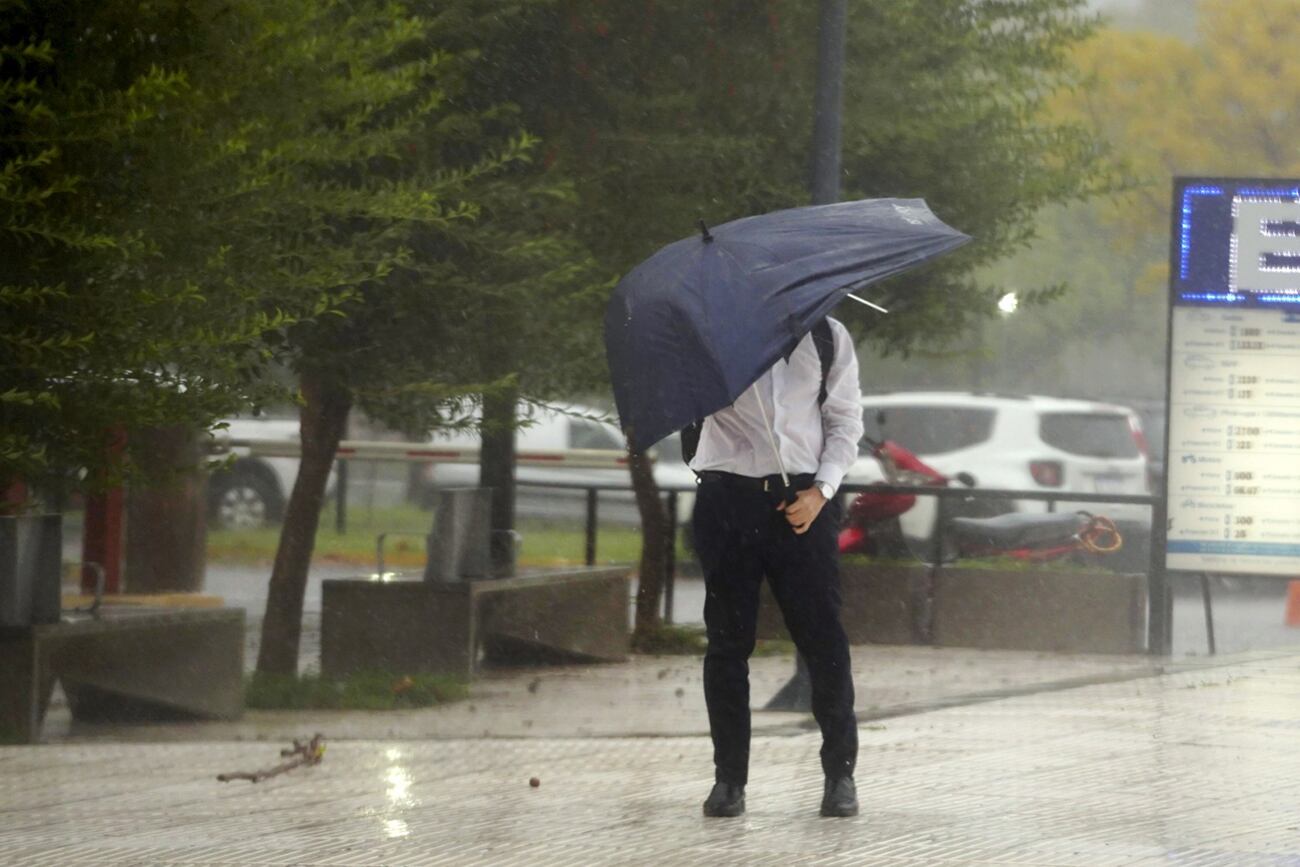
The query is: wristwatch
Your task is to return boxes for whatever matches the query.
[814,480,835,500]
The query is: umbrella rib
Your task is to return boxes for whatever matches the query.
[845,292,889,313]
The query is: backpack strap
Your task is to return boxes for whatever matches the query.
[812,318,834,406]
[680,417,704,466]
[681,319,835,464]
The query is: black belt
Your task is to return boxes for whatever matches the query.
[697,470,816,492]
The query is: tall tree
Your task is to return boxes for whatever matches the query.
[0,1,303,500]
[518,0,1117,634]
[541,1,828,636]
[188,0,599,675]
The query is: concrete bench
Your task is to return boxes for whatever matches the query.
[0,607,244,744]
[320,567,630,680]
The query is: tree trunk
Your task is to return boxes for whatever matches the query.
[480,386,517,577]
[126,425,206,593]
[255,371,352,676]
[629,447,666,639]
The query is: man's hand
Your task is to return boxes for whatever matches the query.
[778,485,826,535]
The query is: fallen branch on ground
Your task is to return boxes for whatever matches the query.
[217,734,326,783]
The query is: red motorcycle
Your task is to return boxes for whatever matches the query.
[838,438,1121,563]
[837,439,967,557]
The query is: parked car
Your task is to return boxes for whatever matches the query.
[1123,397,1166,493]
[845,391,1153,542]
[417,403,696,525]
[206,404,695,531]
[206,416,306,530]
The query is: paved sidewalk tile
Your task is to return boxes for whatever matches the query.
[4,652,1299,865]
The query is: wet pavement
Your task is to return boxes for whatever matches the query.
[39,643,1166,743]
[23,552,1300,863]
[5,649,1300,865]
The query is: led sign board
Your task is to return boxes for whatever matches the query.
[1164,179,1300,575]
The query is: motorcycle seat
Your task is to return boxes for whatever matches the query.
[947,511,1091,550]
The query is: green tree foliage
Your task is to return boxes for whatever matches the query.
[833,0,1115,351]
[493,0,1115,633]
[483,1,825,634]
[508,1,1113,342]
[918,0,1300,402]
[0,1,297,497]
[180,0,604,675]
[2,0,1122,656]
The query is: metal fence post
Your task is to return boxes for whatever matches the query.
[664,491,678,624]
[920,492,947,644]
[584,488,598,566]
[335,458,348,534]
[1147,496,1172,655]
[1200,572,1216,655]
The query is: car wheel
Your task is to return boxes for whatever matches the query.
[208,465,284,530]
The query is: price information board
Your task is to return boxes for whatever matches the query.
[1164,178,1300,575]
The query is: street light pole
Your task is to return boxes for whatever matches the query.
[810,0,848,206]
[766,0,848,713]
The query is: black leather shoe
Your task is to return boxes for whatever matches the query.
[820,776,858,817]
[702,781,746,817]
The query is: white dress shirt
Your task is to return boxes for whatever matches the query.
[689,317,864,495]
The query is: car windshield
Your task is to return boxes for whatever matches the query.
[1038,412,1140,458]
[862,405,995,456]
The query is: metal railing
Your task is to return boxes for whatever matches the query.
[219,429,1179,652]
[212,436,1203,655]
[507,478,1178,651]
[334,467,1258,660]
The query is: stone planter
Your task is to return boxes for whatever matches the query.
[0,514,61,629]
[321,566,631,680]
[932,566,1147,655]
[757,559,1148,654]
[757,560,927,645]
[2,607,244,743]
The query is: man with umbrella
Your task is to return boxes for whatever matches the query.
[689,313,863,818]
[605,198,969,818]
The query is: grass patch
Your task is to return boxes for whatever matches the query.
[632,623,707,655]
[207,502,686,570]
[752,638,796,657]
[245,671,469,710]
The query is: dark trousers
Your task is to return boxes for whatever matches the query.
[692,473,857,786]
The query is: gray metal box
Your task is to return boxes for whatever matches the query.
[423,488,492,582]
[0,514,62,628]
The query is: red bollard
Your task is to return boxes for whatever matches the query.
[81,428,127,594]
[82,486,124,594]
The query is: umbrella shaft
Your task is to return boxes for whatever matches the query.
[750,381,790,488]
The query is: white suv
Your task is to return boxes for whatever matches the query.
[846,392,1152,532]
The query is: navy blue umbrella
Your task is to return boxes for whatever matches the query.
[605,198,971,453]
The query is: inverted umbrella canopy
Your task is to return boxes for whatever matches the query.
[604,198,971,452]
